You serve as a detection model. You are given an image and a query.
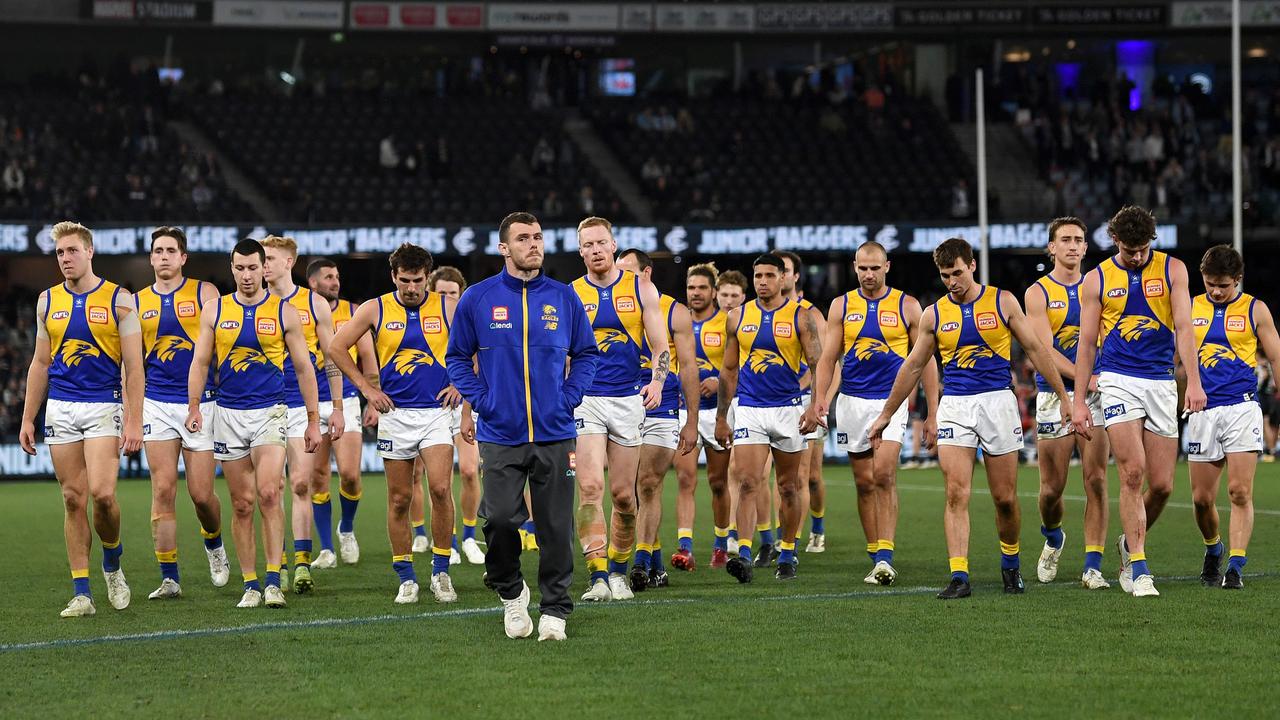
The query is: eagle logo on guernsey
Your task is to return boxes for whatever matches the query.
[227,347,268,372]
[1118,316,1160,342]
[59,339,101,367]
[154,335,193,362]
[851,337,890,361]
[1054,326,1080,351]
[746,349,785,373]
[1199,343,1238,368]
[392,349,436,375]
[696,357,716,372]
[595,328,629,352]
[953,345,994,369]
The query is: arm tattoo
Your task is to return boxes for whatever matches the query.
[365,373,381,389]
[652,351,670,385]
[802,312,822,366]
[325,360,342,379]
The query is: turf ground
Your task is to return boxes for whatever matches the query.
[2,461,1279,718]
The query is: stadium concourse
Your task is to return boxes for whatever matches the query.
[7,6,1280,716]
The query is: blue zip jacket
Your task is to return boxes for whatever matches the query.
[446,268,600,445]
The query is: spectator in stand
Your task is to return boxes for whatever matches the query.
[530,137,555,177]
[191,179,215,213]
[2,158,24,201]
[578,185,595,216]
[541,189,564,220]
[379,133,400,170]
[641,156,665,183]
[949,178,971,219]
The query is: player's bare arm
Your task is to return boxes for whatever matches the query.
[1023,284,1077,381]
[714,306,742,448]
[868,306,938,448]
[905,294,941,447]
[330,298,393,413]
[185,297,218,434]
[639,276,671,409]
[116,291,144,454]
[18,292,52,455]
[813,296,846,418]
[671,302,700,455]
[313,295,346,440]
[799,302,825,434]
[1003,289,1071,429]
[283,301,322,453]
[1170,257,1206,413]
[1072,270,1103,438]
[435,295,463,409]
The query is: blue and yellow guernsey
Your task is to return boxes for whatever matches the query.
[213,294,287,410]
[137,278,216,403]
[691,309,727,411]
[639,293,680,418]
[839,288,909,399]
[330,298,360,399]
[44,279,125,403]
[1192,292,1259,409]
[573,271,646,397]
[280,287,330,407]
[1096,251,1175,380]
[373,292,450,409]
[736,299,805,408]
[1031,275,1091,393]
[932,286,1012,396]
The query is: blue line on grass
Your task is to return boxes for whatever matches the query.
[2,572,1271,654]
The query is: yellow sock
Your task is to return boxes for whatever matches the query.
[877,539,895,551]
[949,557,969,574]
[1000,541,1020,556]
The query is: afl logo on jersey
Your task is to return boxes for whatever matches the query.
[141,309,160,320]
[384,321,406,331]
[1226,315,1247,332]
[88,306,109,324]
[51,310,70,321]
[1048,300,1067,309]
[219,320,240,330]
[1107,288,1127,298]
[1192,317,1210,327]
[846,313,865,323]
[257,318,278,335]
[939,321,960,332]
[976,313,998,330]
[583,303,598,313]
[740,324,759,333]
[177,301,197,318]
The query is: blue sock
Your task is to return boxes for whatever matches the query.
[1001,552,1020,570]
[312,495,334,552]
[679,536,693,552]
[160,560,179,583]
[202,532,223,552]
[265,570,281,588]
[811,514,825,535]
[875,546,895,564]
[72,574,91,597]
[432,548,450,576]
[738,544,754,563]
[759,528,775,546]
[952,570,970,583]
[652,548,665,572]
[243,577,261,593]
[462,521,477,542]
[521,520,536,535]
[338,491,360,533]
[1228,554,1247,573]
[634,549,652,570]
[294,539,312,568]
[728,528,739,542]
[778,549,796,566]
[1131,559,1150,578]
[1084,550,1103,572]
[1041,525,1064,550]
[608,560,628,575]
[713,533,728,551]
[452,534,459,550]
[412,522,428,539]
[102,541,123,573]
[1205,541,1224,558]
[393,558,416,584]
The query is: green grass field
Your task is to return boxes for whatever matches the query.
[2,461,1279,718]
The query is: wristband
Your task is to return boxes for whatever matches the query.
[307,410,319,423]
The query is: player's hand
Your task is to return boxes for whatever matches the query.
[1184,380,1207,414]
[19,419,36,455]
[1057,392,1073,433]
[677,419,698,456]
[814,398,830,421]
[641,379,663,410]
[1070,399,1092,440]
[437,384,463,409]
[304,421,322,453]
[799,406,819,435]
[364,386,395,414]
[461,410,476,445]
[714,415,732,449]
[328,409,345,441]
[186,406,203,434]
[867,413,889,451]
[121,417,143,454]
[361,403,379,428]
[924,416,938,452]
[1088,374,1100,394]
[699,377,718,398]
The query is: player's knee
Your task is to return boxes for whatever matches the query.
[388,491,412,517]
[992,495,1018,517]
[871,468,895,491]
[610,489,636,515]
[258,486,282,510]
[153,484,178,510]
[61,487,86,513]
[1228,481,1252,506]
[427,482,451,505]
[230,494,255,518]
[707,475,727,495]
[1116,459,1145,486]
[577,475,603,501]
[1147,481,1172,504]
[944,487,969,509]
[339,474,361,495]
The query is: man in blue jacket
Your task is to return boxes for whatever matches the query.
[446,211,600,642]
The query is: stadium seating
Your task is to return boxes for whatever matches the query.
[589,96,974,223]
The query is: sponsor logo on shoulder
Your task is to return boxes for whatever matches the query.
[1192,317,1210,327]
[384,321,406,331]
[879,312,899,327]
[1104,404,1125,419]
[1047,300,1067,309]
[492,306,509,321]
[740,324,759,333]
[774,322,793,338]
[51,310,70,321]
[257,318,278,335]
[703,332,722,347]
[615,296,636,312]
[423,316,441,334]
[939,321,960,332]
[846,312,865,323]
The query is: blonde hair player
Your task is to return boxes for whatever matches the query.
[20,221,144,617]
